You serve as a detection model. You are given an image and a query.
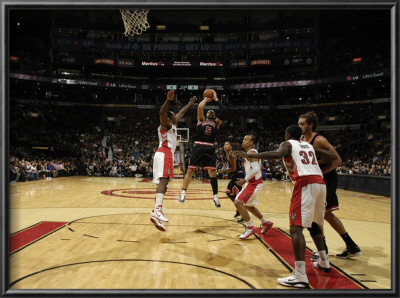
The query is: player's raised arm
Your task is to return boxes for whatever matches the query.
[175,96,197,122]
[213,91,225,128]
[197,97,209,123]
[159,89,175,130]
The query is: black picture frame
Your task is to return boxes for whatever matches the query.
[1,0,399,297]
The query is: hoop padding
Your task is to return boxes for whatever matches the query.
[120,9,150,36]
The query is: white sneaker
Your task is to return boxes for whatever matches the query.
[151,208,169,222]
[261,221,274,234]
[313,258,331,273]
[239,226,255,239]
[178,193,185,203]
[213,195,221,208]
[277,271,309,288]
[150,216,166,232]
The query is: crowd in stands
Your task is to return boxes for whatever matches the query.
[9,100,391,184]
[335,128,391,176]
[8,10,391,185]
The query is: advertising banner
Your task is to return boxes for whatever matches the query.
[53,37,315,52]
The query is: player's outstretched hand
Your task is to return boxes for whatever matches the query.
[167,89,175,101]
[212,90,219,101]
[189,96,198,106]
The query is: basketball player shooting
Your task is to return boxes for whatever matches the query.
[178,89,225,207]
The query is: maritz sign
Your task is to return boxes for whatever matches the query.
[200,62,223,66]
[141,61,165,66]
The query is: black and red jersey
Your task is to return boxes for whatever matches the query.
[300,133,321,146]
[195,119,217,144]
[227,151,244,174]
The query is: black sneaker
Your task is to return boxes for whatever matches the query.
[234,211,241,218]
[336,245,362,259]
[237,218,244,223]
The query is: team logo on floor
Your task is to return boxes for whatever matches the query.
[101,188,228,200]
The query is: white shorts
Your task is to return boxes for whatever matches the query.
[235,181,263,207]
[152,147,174,185]
[290,175,326,228]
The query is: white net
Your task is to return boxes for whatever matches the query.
[119,9,150,36]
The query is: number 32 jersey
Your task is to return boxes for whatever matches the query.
[283,140,323,181]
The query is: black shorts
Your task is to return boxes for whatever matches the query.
[188,144,217,170]
[226,171,245,197]
[323,169,339,212]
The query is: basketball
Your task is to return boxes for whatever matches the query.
[203,89,214,99]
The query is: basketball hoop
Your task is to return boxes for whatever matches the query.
[119,9,150,37]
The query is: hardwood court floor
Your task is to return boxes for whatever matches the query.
[8,176,391,290]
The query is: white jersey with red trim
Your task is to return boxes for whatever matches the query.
[283,140,323,181]
[157,124,178,154]
[244,148,262,182]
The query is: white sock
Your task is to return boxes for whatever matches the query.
[155,193,164,208]
[295,261,306,275]
[181,189,186,195]
[260,217,267,223]
[245,221,253,228]
[319,250,327,261]
[213,194,219,199]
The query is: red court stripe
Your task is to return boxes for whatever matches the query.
[10,221,67,253]
[139,178,152,182]
[256,228,364,289]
